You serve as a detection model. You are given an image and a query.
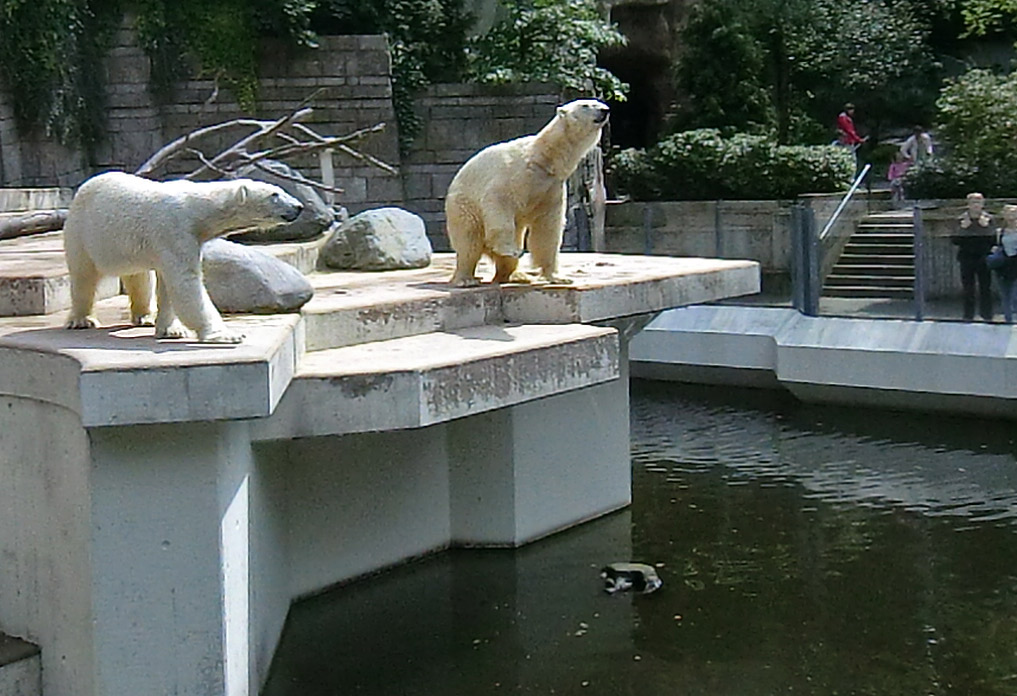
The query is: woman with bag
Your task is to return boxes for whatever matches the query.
[991,204,1017,323]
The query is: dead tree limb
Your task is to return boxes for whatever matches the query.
[0,210,68,241]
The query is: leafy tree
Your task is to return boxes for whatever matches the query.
[905,68,1017,197]
[465,0,628,102]
[672,0,938,144]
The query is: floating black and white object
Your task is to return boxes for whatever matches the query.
[600,563,663,595]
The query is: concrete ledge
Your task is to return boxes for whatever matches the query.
[0,231,326,317]
[0,188,71,212]
[631,305,1017,416]
[0,253,758,427]
[254,323,619,440]
[303,253,760,349]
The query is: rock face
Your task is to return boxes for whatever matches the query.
[202,238,314,313]
[230,160,336,243]
[320,207,432,271]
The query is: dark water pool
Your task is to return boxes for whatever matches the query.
[265,381,1017,695]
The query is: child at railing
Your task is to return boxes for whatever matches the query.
[887,151,910,206]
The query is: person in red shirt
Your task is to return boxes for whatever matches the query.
[836,103,867,148]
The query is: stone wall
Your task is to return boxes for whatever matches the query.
[604,196,883,293]
[0,26,401,217]
[403,83,560,249]
[0,25,564,250]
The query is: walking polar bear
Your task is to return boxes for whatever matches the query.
[445,98,609,287]
[63,171,302,343]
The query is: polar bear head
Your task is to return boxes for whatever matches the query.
[233,179,304,224]
[555,99,610,133]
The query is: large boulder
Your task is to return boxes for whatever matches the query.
[203,238,314,313]
[320,207,432,271]
[230,160,336,243]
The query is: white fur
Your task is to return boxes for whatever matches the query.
[63,171,303,343]
[445,99,610,287]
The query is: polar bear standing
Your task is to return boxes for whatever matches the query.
[63,171,302,343]
[445,98,609,287]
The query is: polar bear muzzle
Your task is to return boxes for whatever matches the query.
[275,192,303,222]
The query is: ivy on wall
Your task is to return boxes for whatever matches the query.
[0,0,122,159]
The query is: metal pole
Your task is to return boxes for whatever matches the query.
[791,205,804,312]
[804,204,820,316]
[714,201,723,258]
[913,205,926,321]
[643,204,653,256]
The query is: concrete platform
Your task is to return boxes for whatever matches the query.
[631,304,1017,417]
[0,236,759,696]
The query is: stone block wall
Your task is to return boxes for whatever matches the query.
[0,27,402,218]
[402,83,560,249]
[0,26,563,247]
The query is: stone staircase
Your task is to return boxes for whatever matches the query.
[823,210,915,299]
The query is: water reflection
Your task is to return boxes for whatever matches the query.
[266,381,1017,695]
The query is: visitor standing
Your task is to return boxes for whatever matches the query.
[900,125,933,165]
[835,103,867,171]
[835,103,866,147]
[951,193,994,321]
[992,203,1017,323]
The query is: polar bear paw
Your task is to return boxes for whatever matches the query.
[131,312,155,327]
[451,275,482,288]
[198,328,245,345]
[538,274,573,286]
[155,320,191,340]
[65,316,99,330]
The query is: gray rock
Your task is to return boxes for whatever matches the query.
[321,207,432,270]
[230,160,335,242]
[202,238,314,313]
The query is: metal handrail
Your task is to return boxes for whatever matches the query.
[818,163,871,240]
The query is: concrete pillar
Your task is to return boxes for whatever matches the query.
[448,360,631,547]
[86,420,261,696]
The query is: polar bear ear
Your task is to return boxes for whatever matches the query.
[236,183,249,205]
[557,105,568,119]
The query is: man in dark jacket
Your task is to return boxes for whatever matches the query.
[951,192,995,321]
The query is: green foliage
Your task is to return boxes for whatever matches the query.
[904,67,1017,198]
[673,0,939,143]
[310,0,474,152]
[465,0,629,102]
[0,0,121,156]
[135,0,317,108]
[0,0,315,156]
[609,129,854,201]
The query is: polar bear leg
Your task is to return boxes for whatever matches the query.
[492,254,523,284]
[153,272,189,339]
[122,271,155,326]
[527,194,571,284]
[65,246,100,329]
[160,264,242,344]
[447,201,485,287]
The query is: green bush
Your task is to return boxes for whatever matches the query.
[902,68,1017,199]
[610,129,854,201]
[902,157,1008,198]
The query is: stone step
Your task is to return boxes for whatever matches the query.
[0,231,326,317]
[254,322,620,441]
[0,634,41,696]
[822,285,913,298]
[842,242,913,256]
[837,254,914,267]
[0,188,71,213]
[825,274,913,288]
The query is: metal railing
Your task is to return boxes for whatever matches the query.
[792,164,872,316]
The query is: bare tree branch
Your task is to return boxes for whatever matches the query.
[248,161,346,196]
